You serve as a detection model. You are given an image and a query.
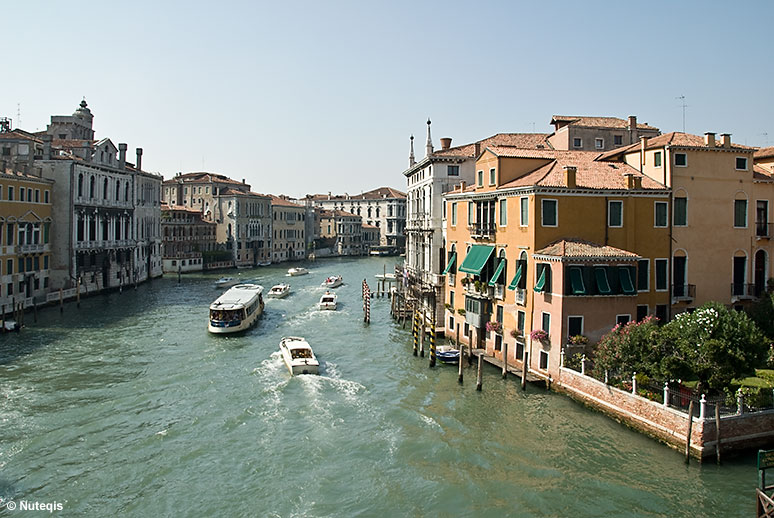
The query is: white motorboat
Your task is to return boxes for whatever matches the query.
[317,291,338,310]
[287,267,309,277]
[321,275,343,288]
[279,336,319,375]
[214,276,239,289]
[258,261,272,267]
[268,283,291,298]
[208,284,264,334]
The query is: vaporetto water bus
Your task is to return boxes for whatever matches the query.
[208,284,265,334]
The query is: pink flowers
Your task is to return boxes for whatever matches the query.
[486,321,503,334]
[530,329,548,342]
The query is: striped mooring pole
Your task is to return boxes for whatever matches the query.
[412,309,419,356]
[429,318,436,367]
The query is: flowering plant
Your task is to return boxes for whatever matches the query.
[529,329,548,342]
[486,321,502,334]
[568,334,589,345]
[510,328,522,339]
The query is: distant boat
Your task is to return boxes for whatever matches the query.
[268,283,291,298]
[279,336,319,376]
[321,275,343,288]
[317,291,337,310]
[287,267,309,277]
[258,261,272,267]
[214,276,239,289]
[436,345,460,364]
[208,284,264,334]
[236,264,252,270]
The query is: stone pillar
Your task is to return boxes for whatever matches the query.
[699,394,707,420]
[736,390,744,415]
[663,382,670,407]
[580,355,586,376]
[632,372,637,395]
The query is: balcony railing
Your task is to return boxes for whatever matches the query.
[447,273,456,286]
[19,243,48,254]
[469,223,496,239]
[731,283,759,299]
[671,283,696,301]
[493,284,505,300]
[463,282,494,299]
[755,221,772,238]
[514,287,526,305]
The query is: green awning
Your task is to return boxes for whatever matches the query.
[459,245,495,275]
[442,252,457,275]
[507,264,523,290]
[594,267,611,294]
[619,267,635,294]
[534,267,546,293]
[569,266,586,295]
[488,259,506,286]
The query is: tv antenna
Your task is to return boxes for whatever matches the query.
[760,132,769,147]
[16,103,21,128]
[676,95,687,133]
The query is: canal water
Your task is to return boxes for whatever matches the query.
[0,257,758,517]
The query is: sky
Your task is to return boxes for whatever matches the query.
[3,1,773,197]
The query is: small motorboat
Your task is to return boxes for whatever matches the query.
[279,336,319,376]
[321,275,343,288]
[214,276,239,289]
[436,345,460,364]
[258,261,272,267]
[318,291,338,310]
[287,267,309,277]
[268,283,291,298]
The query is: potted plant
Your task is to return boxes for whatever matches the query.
[444,303,452,311]
[486,321,503,334]
[457,308,466,316]
[460,277,471,287]
[529,329,549,343]
[474,280,483,292]
[510,328,522,339]
[568,334,589,345]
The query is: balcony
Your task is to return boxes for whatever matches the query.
[493,284,505,300]
[19,244,48,254]
[514,287,526,305]
[756,221,772,239]
[731,283,759,300]
[463,282,493,299]
[447,273,456,286]
[671,283,696,302]
[469,223,496,240]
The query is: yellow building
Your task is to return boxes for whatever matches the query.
[443,147,670,378]
[604,132,772,309]
[0,167,54,308]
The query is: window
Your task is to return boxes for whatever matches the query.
[451,202,457,226]
[674,153,687,167]
[517,310,525,333]
[595,138,604,149]
[496,305,503,324]
[44,191,50,204]
[568,316,583,338]
[477,170,483,187]
[654,151,662,168]
[447,165,459,176]
[19,188,25,202]
[489,168,496,185]
[734,199,747,228]
[467,202,474,225]
[636,305,649,322]
[674,197,687,226]
[608,200,623,227]
[638,259,649,291]
[35,189,40,203]
[539,350,549,370]
[541,312,551,334]
[736,157,748,170]
[6,259,12,275]
[499,199,507,226]
[616,315,631,326]
[573,138,582,148]
[655,259,668,291]
[654,201,668,227]
[7,186,13,201]
[655,304,668,324]
[535,263,551,293]
[541,199,557,227]
[614,135,623,146]
[520,197,528,227]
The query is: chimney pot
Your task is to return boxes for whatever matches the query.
[460,181,466,191]
[242,178,245,184]
[118,143,127,170]
[704,132,716,147]
[720,133,731,149]
[628,115,637,130]
[640,136,650,168]
[136,148,143,171]
[563,165,577,189]
[440,137,452,150]
[634,176,642,189]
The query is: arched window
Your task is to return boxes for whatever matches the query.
[89,176,95,198]
[78,174,84,197]
[367,207,372,218]
[125,183,129,202]
[103,178,108,199]
[376,207,380,218]
[116,181,120,201]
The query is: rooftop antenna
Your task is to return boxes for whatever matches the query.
[676,95,687,133]
[531,122,536,132]
[16,103,21,128]
[760,132,769,146]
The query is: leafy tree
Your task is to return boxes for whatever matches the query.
[593,316,660,378]
[747,292,774,341]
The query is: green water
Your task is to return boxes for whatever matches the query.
[0,257,758,517]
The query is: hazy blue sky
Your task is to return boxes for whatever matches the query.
[3,1,773,197]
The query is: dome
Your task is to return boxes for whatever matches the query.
[73,99,93,120]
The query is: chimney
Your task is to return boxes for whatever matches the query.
[628,115,637,130]
[624,173,635,189]
[459,181,466,192]
[327,191,331,200]
[628,115,638,144]
[42,134,52,160]
[563,165,577,189]
[704,132,716,147]
[135,148,143,171]
[634,176,642,189]
[640,136,649,168]
[473,142,481,157]
[720,133,731,149]
[118,143,127,170]
[242,178,246,184]
[440,137,452,150]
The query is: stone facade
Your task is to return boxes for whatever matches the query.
[270,196,306,263]
[161,204,217,273]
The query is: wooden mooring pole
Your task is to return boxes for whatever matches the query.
[419,309,425,358]
[476,353,483,391]
[429,317,436,368]
[59,288,64,313]
[715,403,721,465]
[521,351,528,391]
[685,400,694,464]
[412,309,419,356]
[456,324,463,384]
[502,342,508,379]
[76,277,81,308]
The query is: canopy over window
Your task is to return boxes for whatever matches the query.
[442,252,457,275]
[534,267,547,293]
[508,264,523,290]
[569,266,586,295]
[459,245,495,275]
[488,259,506,286]
[619,267,635,294]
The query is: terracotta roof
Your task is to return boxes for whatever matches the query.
[431,133,552,158]
[484,146,559,159]
[599,132,756,159]
[161,203,209,214]
[319,209,359,218]
[0,167,54,183]
[753,165,773,181]
[162,172,246,186]
[550,116,658,131]
[52,138,94,148]
[497,150,666,191]
[305,187,406,201]
[534,239,640,259]
[0,129,44,143]
[269,195,303,208]
[755,146,774,159]
[362,223,379,229]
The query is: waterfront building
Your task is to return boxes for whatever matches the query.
[301,187,406,250]
[270,195,306,262]
[317,209,363,256]
[361,223,380,252]
[162,172,249,218]
[601,132,772,311]
[218,190,272,267]
[0,166,54,307]
[160,204,217,272]
[443,147,671,379]
[547,115,660,152]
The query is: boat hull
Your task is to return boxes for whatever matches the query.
[208,305,264,334]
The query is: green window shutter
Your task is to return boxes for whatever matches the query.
[637,260,648,291]
[674,197,687,226]
[619,267,635,294]
[459,245,495,275]
[488,259,506,286]
[442,252,457,275]
[508,263,523,290]
[569,267,586,294]
[594,267,612,294]
[534,266,546,293]
[734,200,747,227]
[499,199,507,226]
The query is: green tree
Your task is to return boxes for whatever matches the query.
[594,316,660,378]
[747,292,774,341]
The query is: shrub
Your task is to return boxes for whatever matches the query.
[569,335,589,345]
[594,316,660,377]
[457,308,466,316]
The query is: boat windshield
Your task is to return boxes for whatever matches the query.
[210,309,242,322]
[290,348,313,359]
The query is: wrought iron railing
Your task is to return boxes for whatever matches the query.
[671,283,696,300]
